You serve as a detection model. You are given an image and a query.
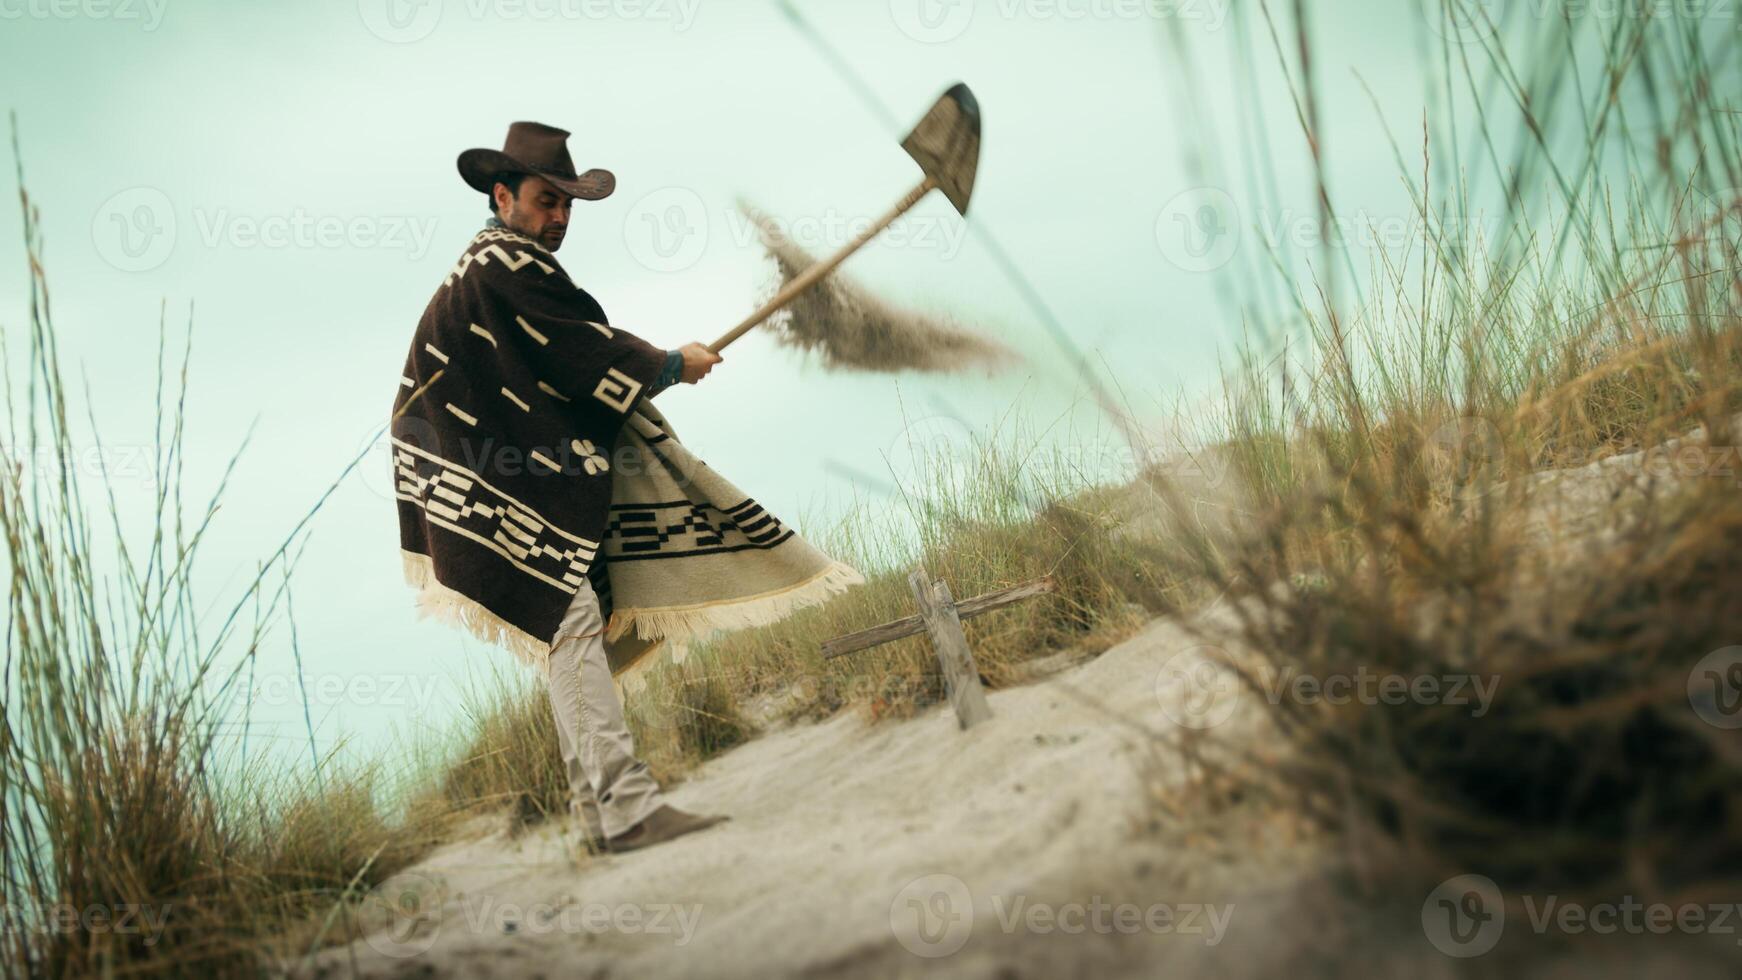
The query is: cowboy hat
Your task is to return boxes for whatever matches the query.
[457,121,616,201]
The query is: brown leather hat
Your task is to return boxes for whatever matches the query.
[457,121,616,201]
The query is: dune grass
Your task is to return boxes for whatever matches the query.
[0,158,462,975]
[1140,0,1742,928]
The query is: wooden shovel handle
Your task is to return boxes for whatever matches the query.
[707,173,939,354]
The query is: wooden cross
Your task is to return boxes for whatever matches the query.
[820,571,1057,729]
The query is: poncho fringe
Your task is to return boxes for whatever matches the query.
[401,550,551,667]
[603,560,866,643]
[403,550,867,670]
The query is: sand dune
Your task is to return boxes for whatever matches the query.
[303,433,1736,979]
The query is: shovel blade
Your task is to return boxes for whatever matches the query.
[902,82,981,216]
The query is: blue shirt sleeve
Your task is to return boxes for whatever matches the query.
[651,349,684,395]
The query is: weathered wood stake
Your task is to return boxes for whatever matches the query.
[908,571,995,729]
[818,571,1054,730]
[821,576,1055,660]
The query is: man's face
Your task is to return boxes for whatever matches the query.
[495,174,573,251]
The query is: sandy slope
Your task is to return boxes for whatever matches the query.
[301,608,1254,979]
[302,428,1740,979]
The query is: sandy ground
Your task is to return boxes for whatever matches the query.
[299,427,1741,979]
[298,604,1268,980]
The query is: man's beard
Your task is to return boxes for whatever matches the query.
[504,211,564,251]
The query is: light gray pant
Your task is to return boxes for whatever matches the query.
[543,578,666,839]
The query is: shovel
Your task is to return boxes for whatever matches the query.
[706,82,982,354]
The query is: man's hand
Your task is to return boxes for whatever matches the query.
[678,342,723,383]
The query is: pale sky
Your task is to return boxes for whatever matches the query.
[2,0,1728,764]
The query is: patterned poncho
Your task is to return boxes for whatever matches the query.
[390,224,673,658]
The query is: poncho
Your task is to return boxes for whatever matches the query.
[391,224,863,676]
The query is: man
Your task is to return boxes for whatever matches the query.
[390,121,727,854]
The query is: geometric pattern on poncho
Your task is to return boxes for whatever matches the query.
[603,497,796,562]
[394,435,599,593]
